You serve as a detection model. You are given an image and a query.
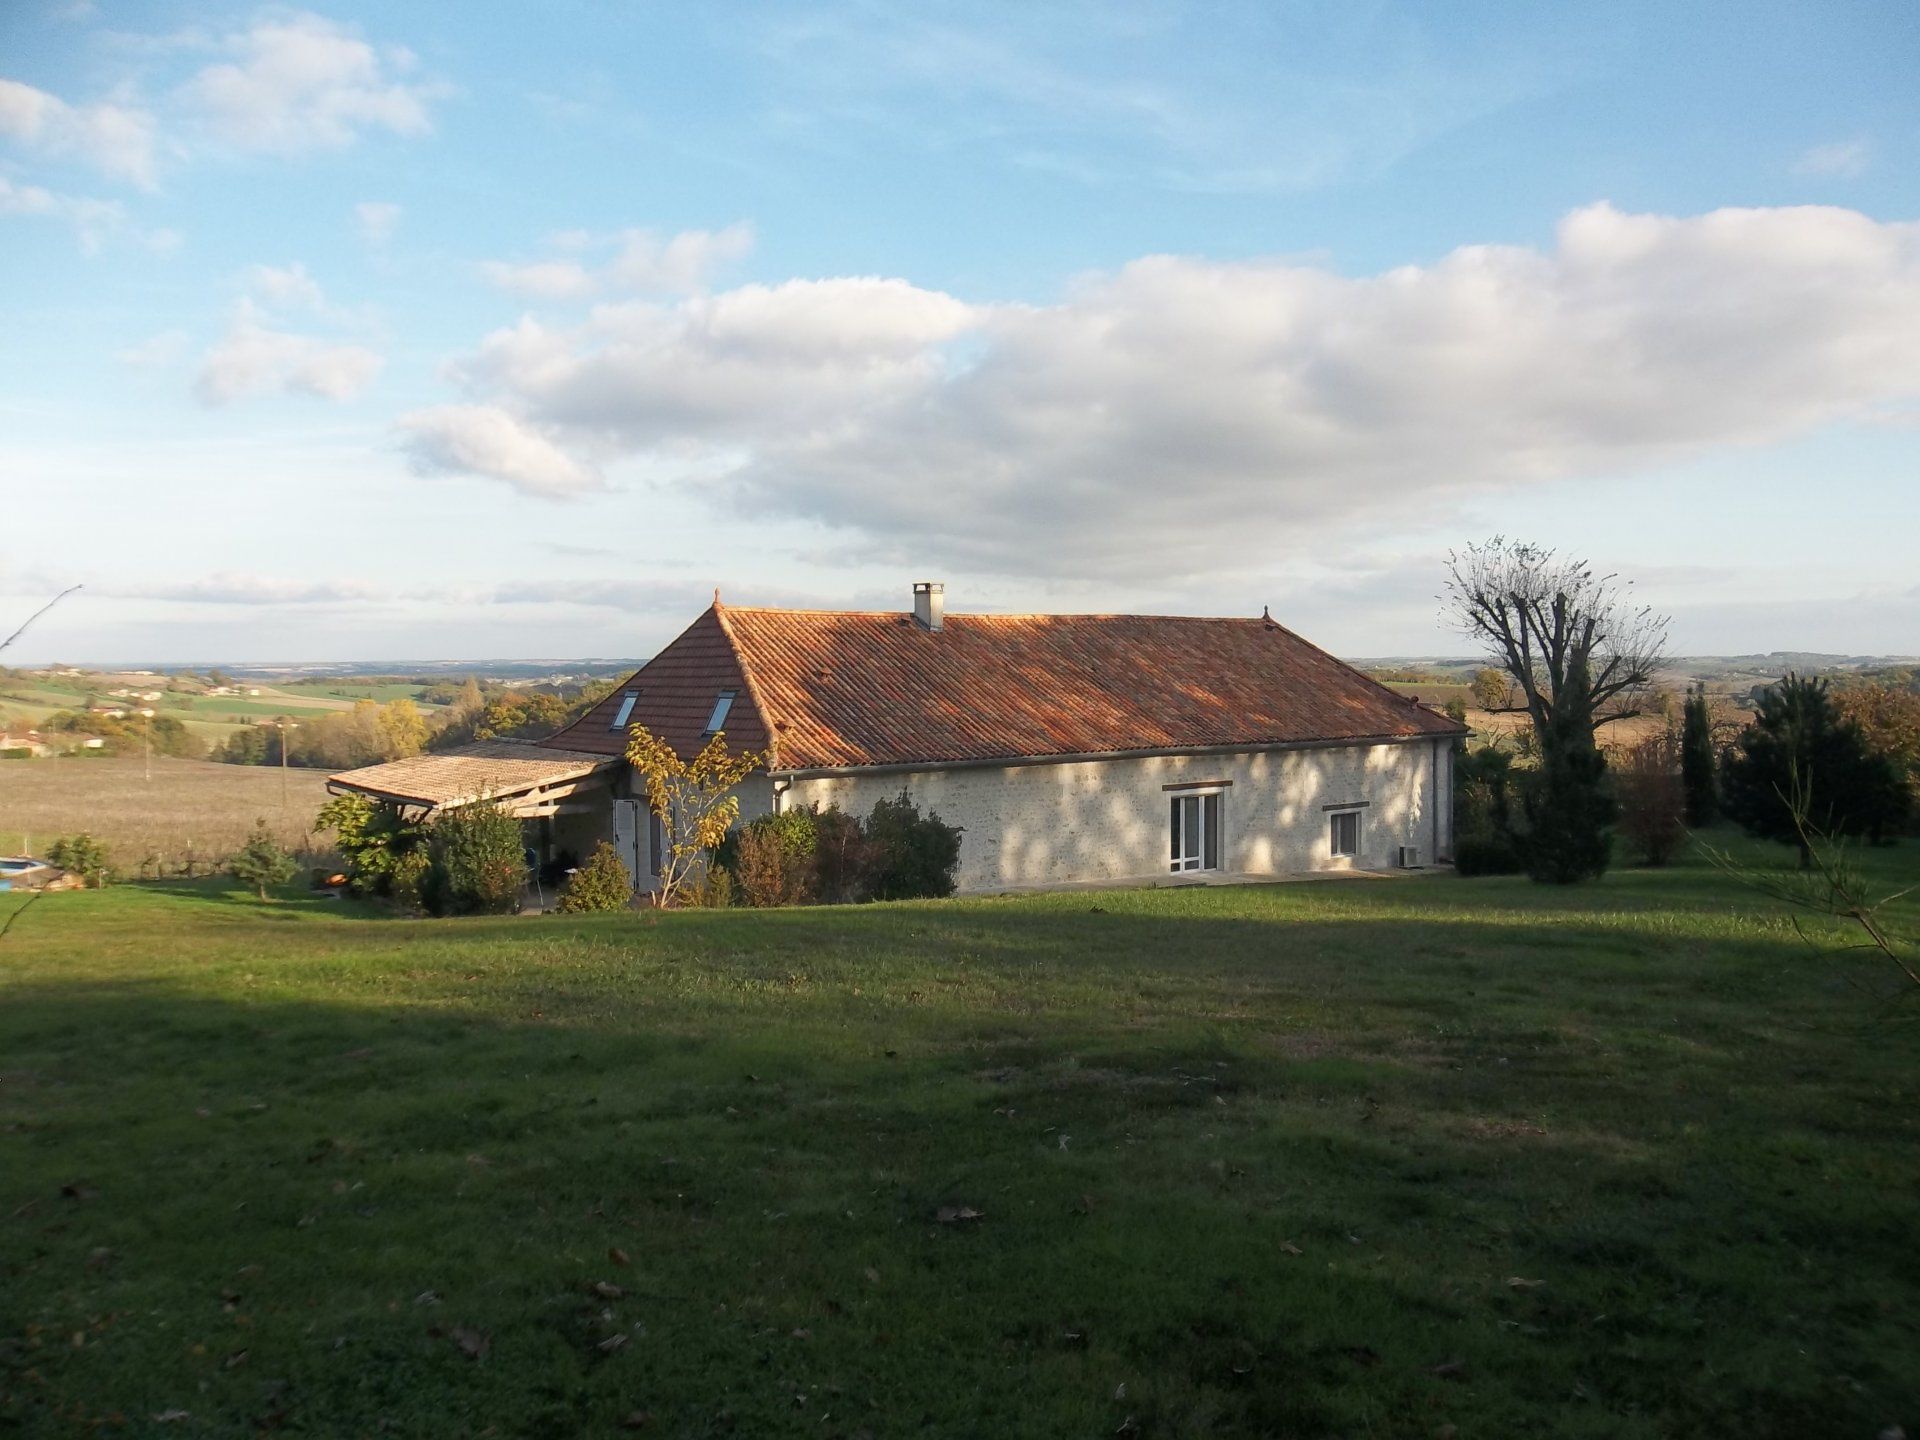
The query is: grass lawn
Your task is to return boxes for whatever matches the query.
[2,843,1916,1437]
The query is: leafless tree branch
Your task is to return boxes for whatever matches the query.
[0,585,81,659]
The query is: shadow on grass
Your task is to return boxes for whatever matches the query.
[3,897,1915,1437]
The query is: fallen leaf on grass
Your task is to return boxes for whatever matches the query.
[451,1326,490,1360]
[1427,1358,1468,1380]
[153,1411,190,1424]
[609,1247,631,1267]
[59,1182,96,1202]
[1505,1276,1544,1289]
[934,1206,983,1225]
[590,1281,623,1300]
[621,1412,654,1430]
[597,1333,627,1355]
[863,1267,881,1285]
[86,1247,114,1271]
[1278,1242,1303,1256]
[222,1350,248,1370]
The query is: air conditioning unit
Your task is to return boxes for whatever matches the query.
[1396,846,1422,869]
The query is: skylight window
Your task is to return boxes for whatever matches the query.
[610,691,639,730]
[704,690,736,735]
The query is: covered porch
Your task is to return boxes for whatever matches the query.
[326,741,623,888]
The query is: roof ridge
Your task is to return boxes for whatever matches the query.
[722,606,1273,622]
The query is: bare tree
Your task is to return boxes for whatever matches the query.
[1443,538,1667,742]
[0,585,80,660]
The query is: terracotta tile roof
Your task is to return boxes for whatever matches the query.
[542,602,1463,773]
[542,606,773,760]
[328,741,616,809]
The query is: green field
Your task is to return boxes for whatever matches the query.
[2,844,1916,1436]
[0,678,363,747]
[279,681,445,705]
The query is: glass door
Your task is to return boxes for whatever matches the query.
[1169,792,1221,872]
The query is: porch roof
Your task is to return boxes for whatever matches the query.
[326,741,618,813]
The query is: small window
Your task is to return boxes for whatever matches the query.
[610,691,638,730]
[703,690,736,735]
[1330,809,1360,858]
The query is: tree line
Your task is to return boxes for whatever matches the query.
[214,677,616,771]
[1447,538,1915,881]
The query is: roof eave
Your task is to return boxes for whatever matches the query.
[770,728,1458,781]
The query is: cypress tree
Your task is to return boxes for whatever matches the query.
[1680,683,1717,827]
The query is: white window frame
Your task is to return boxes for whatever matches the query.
[1169,787,1226,873]
[1329,808,1361,859]
[703,690,736,736]
[610,691,639,730]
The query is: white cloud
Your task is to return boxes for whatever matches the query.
[417,203,1920,575]
[478,259,596,300]
[177,11,446,155]
[355,199,400,244]
[107,573,384,605]
[396,403,605,499]
[0,174,124,250]
[194,300,382,405]
[607,222,755,293]
[0,76,159,187]
[478,223,754,301]
[243,261,325,310]
[189,263,382,402]
[1793,139,1869,178]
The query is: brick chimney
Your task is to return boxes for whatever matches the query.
[912,581,944,632]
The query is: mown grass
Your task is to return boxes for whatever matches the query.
[2,840,1915,1438]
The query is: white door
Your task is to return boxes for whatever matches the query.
[611,799,642,885]
[1169,791,1221,872]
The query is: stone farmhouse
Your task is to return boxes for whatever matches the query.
[329,585,1466,894]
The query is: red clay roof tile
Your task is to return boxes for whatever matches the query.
[542,602,1464,772]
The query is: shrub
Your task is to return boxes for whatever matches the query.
[731,809,820,907]
[47,832,112,887]
[313,792,422,898]
[810,806,876,904]
[389,847,430,914]
[681,863,735,909]
[1615,732,1686,867]
[230,818,298,899]
[558,840,633,913]
[1723,672,1911,863]
[423,802,525,916]
[1454,746,1524,876]
[1453,835,1522,877]
[863,792,963,901]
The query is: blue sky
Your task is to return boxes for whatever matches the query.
[2,0,1917,664]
